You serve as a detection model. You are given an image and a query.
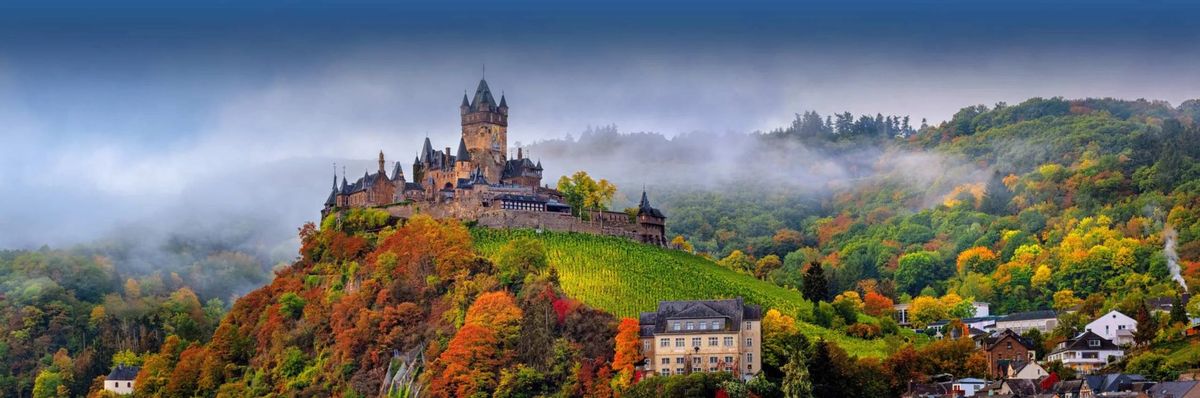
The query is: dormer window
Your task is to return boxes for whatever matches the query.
[686,322,694,330]
[673,322,680,331]
[1088,339,1100,347]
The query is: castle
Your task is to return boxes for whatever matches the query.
[320,78,667,245]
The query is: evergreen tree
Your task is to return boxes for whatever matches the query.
[1171,294,1189,326]
[802,263,828,303]
[979,171,1013,215]
[781,342,813,398]
[1134,301,1158,346]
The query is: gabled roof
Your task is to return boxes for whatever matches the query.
[1001,379,1040,396]
[391,161,405,181]
[998,310,1057,322]
[107,365,139,381]
[1084,373,1147,393]
[1051,330,1121,354]
[982,329,1035,352]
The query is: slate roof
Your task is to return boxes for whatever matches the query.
[107,365,139,381]
[1050,330,1121,355]
[391,161,405,181]
[637,191,665,219]
[1084,373,1147,393]
[502,158,541,180]
[638,298,761,337]
[456,138,471,162]
[1051,380,1087,395]
[998,310,1057,322]
[1001,378,1040,396]
[404,182,424,191]
[470,79,497,110]
[1148,381,1199,398]
[982,329,1035,352]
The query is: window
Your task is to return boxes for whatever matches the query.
[660,369,670,376]
[676,357,685,364]
[692,337,701,347]
[746,338,753,347]
[1088,340,1101,347]
[1006,342,1012,349]
[675,338,684,347]
[660,338,669,347]
[709,337,719,346]
[693,357,701,365]
[1083,352,1099,359]
[676,368,684,374]
[662,358,670,365]
[724,337,734,346]
[126,382,132,388]
[725,356,734,364]
[712,320,721,329]
[747,353,753,363]
[745,321,751,330]
[709,356,718,363]
[673,322,681,331]
[686,321,694,330]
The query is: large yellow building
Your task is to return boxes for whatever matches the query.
[638,298,762,380]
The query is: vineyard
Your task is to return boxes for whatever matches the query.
[471,228,891,357]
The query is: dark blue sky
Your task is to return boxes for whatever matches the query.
[1,0,1197,247]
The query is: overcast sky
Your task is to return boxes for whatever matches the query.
[1,0,1198,248]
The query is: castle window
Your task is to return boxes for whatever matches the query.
[691,337,700,347]
[675,338,684,347]
[660,338,669,347]
[724,337,734,346]
[746,337,752,347]
[708,337,718,346]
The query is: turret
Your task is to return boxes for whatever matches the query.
[420,137,433,163]
[498,94,508,115]
[378,151,386,176]
[460,93,470,115]
[456,137,471,163]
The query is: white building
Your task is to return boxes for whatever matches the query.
[951,378,988,397]
[1045,330,1125,374]
[104,365,139,395]
[994,310,1058,334]
[895,301,990,327]
[1085,310,1137,346]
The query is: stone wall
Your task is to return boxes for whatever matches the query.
[382,202,663,244]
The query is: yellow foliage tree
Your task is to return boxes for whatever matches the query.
[909,296,947,328]
[1031,265,1053,287]
[956,247,999,275]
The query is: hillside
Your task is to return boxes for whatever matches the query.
[472,228,892,357]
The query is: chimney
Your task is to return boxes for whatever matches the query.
[518,147,523,160]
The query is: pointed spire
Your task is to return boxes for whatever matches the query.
[535,159,543,170]
[499,93,507,108]
[456,137,471,162]
[472,78,495,109]
[461,92,470,108]
[420,137,433,162]
[378,150,386,174]
[640,189,651,209]
[391,160,405,181]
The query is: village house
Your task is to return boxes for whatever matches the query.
[1048,379,1094,398]
[951,378,988,397]
[103,365,139,395]
[1085,310,1137,346]
[994,309,1058,334]
[1084,373,1151,395]
[894,301,990,328]
[638,298,762,381]
[980,329,1037,379]
[1008,361,1049,380]
[1046,330,1125,374]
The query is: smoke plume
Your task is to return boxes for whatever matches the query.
[1166,225,1188,292]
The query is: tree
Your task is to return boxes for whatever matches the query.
[670,235,694,252]
[802,263,828,303]
[429,325,504,398]
[863,291,895,317]
[612,318,641,391]
[31,369,63,398]
[557,171,617,216]
[1134,302,1158,346]
[495,238,549,288]
[956,247,999,275]
[720,250,755,274]
[1171,295,1189,326]
[780,341,812,398]
[755,255,783,279]
[465,291,524,342]
[896,251,945,295]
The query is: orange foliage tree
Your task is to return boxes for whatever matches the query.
[611,318,641,390]
[863,291,895,317]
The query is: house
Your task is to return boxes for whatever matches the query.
[1008,361,1049,380]
[951,378,988,397]
[981,329,1037,378]
[638,298,762,380]
[1085,310,1137,346]
[1045,330,1125,374]
[104,365,139,395]
[1146,381,1200,398]
[994,310,1058,334]
[996,378,1041,396]
[1083,373,1150,395]
[1049,379,1094,398]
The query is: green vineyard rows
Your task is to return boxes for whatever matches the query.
[471,228,891,357]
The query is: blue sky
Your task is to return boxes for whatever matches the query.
[1,0,1198,248]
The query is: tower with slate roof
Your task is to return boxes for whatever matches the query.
[460,78,508,183]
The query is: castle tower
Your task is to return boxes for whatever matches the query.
[461,78,508,183]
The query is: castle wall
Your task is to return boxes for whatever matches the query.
[383,203,663,243]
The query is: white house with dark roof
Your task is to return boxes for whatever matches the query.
[1085,309,1137,346]
[104,364,139,395]
[1046,330,1125,374]
[638,298,762,380]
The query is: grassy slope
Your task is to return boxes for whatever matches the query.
[471,228,891,357]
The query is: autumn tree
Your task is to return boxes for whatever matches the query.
[465,291,524,343]
[495,237,549,288]
[863,291,895,317]
[755,255,783,279]
[956,247,1000,275]
[557,171,617,216]
[428,325,504,398]
[611,318,641,391]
